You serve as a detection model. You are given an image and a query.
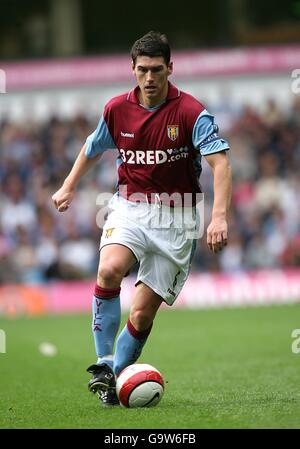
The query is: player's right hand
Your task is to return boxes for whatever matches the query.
[52,186,75,212]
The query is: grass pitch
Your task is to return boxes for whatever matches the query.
[0,304,299,429]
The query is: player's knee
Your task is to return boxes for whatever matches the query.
[130,308,153,332]
[97,263,124,287]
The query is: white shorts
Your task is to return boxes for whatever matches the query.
[100,194,198,305]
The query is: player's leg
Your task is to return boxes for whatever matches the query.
[113,231,195,377]
[87,244,136,405]
[114,282,163,376]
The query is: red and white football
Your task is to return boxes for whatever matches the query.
[116,363,165,408]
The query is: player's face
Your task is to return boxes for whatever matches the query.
[132,56,173,107]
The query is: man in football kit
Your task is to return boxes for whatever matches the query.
[52,31,232,406]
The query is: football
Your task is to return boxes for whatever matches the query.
[116,363,165,408]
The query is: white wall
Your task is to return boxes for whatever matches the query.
[0,72,295,123]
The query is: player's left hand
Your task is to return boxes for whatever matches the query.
[206,218,228,253]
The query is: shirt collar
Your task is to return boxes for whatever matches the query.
[127,81,180,104]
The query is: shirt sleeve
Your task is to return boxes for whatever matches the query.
[192,109,230,156]
[85,115,117,158]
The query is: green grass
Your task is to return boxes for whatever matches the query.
[0,304,300,429]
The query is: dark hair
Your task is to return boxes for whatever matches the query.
[131,31,171,66]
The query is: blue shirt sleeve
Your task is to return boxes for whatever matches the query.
[192,109,229,156]
[85,115,117,158]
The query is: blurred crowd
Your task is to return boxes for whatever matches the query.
[0,96,300,284]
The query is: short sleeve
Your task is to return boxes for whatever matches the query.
[85,115,117,158]
[192,109,230,156]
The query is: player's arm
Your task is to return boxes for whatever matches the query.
[52,144,102,212]
[191,108,231,253]
[204,150,232,253]
[52,112,117,212]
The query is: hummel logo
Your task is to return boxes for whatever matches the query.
[121,131,134,138]
[167,288,176,297]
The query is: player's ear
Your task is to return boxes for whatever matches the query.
[131,60,135,74]
[167,62,173,76]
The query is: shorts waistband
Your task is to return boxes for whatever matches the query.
[118,191,197,208]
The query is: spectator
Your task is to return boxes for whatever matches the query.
[1,97,300,284]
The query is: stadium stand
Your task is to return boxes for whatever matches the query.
[1,96,300,285]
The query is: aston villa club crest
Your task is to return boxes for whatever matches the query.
[167,125,179,141]
[105,228,114,238]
